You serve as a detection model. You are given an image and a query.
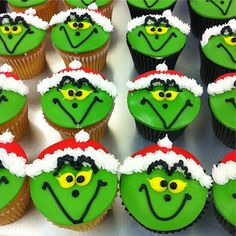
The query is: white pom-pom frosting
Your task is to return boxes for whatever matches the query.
[0,64,13,73]
[88,3,99,10]
[75,130,90,143]
[0,131,14,144]
[24,8,36,16]
[127,10,190,35]
[49,8,113,32]
[156,63,168,72]
[201,19,236,47]
[69,60,82,70]
[157,135,173,149]
[0,12,48,30]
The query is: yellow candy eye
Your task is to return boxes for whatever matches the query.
[75,89,92,100]
[11,25,22,35]
[68,21,92,30]
[146,25,157,35]
[148,177,168,192]
[151,90,165,101]
[76,169,93,186]
[59,89,76,101]
[0,25,11,34]
[155,26,169,35]
[224,36,236,46]
[57,172,76,189]
[165,91,179,101]
[168,179,187,194]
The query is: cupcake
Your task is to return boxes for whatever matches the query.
[7,0,59,22]
[127,0,176,19]
[0,9,48,80]
[50,8,113,72]
[64,1,113,19]
[207,73,236,149]
[127,10,190,74]
[0,131,30,225]
[120,136,212,233]
[212,150,236,234]
[200,19,236,85]
[188,0,236,38]
[127,63,203,142]
[37,60,117,140]
[0,64,29,141]
[27,130,119,231]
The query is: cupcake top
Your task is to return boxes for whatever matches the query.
[37,60,117,129]
[127,0,176,10]
[189,0,236,19]
[212,150,236,227]
[207,72,236,131]
[127,63,202,131]
[27,130,119,226]
[120,136,212,232]
[64,0,111,8]
[0,9,48,56]
[0,64,28,126]
[50,8,113,54]
[0,131,27,210]
[201,19,236,70]
[7,0,47,8]
[127,10,190,57]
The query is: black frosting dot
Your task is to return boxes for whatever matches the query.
[78,22,84,28]
[4,26,9,31]
[160,180,168,187]
[166,92,172,98]
[75,90,82,96]
[157,27,162,32]
[12,26,18,31]
[77,175,85,183]
[68,89,74,96]
[232,193,236,199]
[159,91,165,97]
[170,182,177,190]
[66,175,73,183]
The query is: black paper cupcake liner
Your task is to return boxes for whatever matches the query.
[127,39,182,74]
[127,1,176,19]
[0,0,6,13]
[200,46,236,85]
[188,1,232,38]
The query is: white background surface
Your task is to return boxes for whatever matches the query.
[0,0,232,235]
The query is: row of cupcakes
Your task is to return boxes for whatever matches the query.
[0,130,235,233]
[0,61,235,148]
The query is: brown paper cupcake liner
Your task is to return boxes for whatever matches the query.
[0,103,29,141]
[0,178,31,225]
[0,41,46,80]
[56,40,110,72]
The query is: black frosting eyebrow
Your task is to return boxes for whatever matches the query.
[0,14,29,28]
[64,12,94,25]
[147,78,182,92]
[221,25,233,36]
[144,16,170,27]
[0,160,4,169]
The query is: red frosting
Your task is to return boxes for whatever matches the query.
[0,141,27,160]
[220,150,236,164]
[215,72,236,82]
[0,72,20,80]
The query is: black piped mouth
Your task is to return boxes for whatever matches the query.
[143,0,159,8]
[225,97,236,109]
[217,43,236,63]
[207,0,232,15]
[81,0,96,6]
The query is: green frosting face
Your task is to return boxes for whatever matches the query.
[30,163,118,225]
[65,0,111,8]
[209,87,236,130]
[51,13,110,53]
[0,15,46,56]
[189,0,236,19]
[127,18,187,57]
[120,168,208,232]
[127,0,176,10]
[0,89,26,125]
[202,32,236,69]
[0,165,25,210]
[213,180,236,226]
[41,81,113,129]
[128,84,200,131]
[7,0,47,7]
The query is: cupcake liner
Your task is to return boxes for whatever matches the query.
[127,1,176,19]
[0,178,31,225]
[127,38,182,74]
[135,120,185,142]
[0,103,29,141]
[0,0,6,13]
[56,40,110,72]
[0,41,46,80]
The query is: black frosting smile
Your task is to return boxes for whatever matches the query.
[59,26,98,49]
[138,31,177,52]
[207,0,232,15]
[81,0,96,6]
[217,43,236,63]
[139,183,192,221]
[143,0,159,8]
[42,180,107,224]
[225,97,236,109]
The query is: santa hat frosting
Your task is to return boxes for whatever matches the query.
[25,130,119,177]
[0,64,29,95]
[37,60,117,97]
[0,131,27,177]
[207,73,236,96]
[120,136,212,188]
[212,151,236,185]
[127,63,203,97]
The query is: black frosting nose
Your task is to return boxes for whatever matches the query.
[164,194,172,202]
[72,190,79,198]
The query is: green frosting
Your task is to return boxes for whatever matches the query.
[30,165,118,226]
[213,180,236,226]
[65,0,111,8]
[120,168,208,231]
[127,0,176,10]
[0,168,25,210]
[209,88,236,130]
[189,0,236,19]
[127,86,200,131]
[202,34,236,70]
[0,90,26,125]
[51,19,110,53]
[41,83,113,129]
[0,21,46,56]
[7,0,47,7]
